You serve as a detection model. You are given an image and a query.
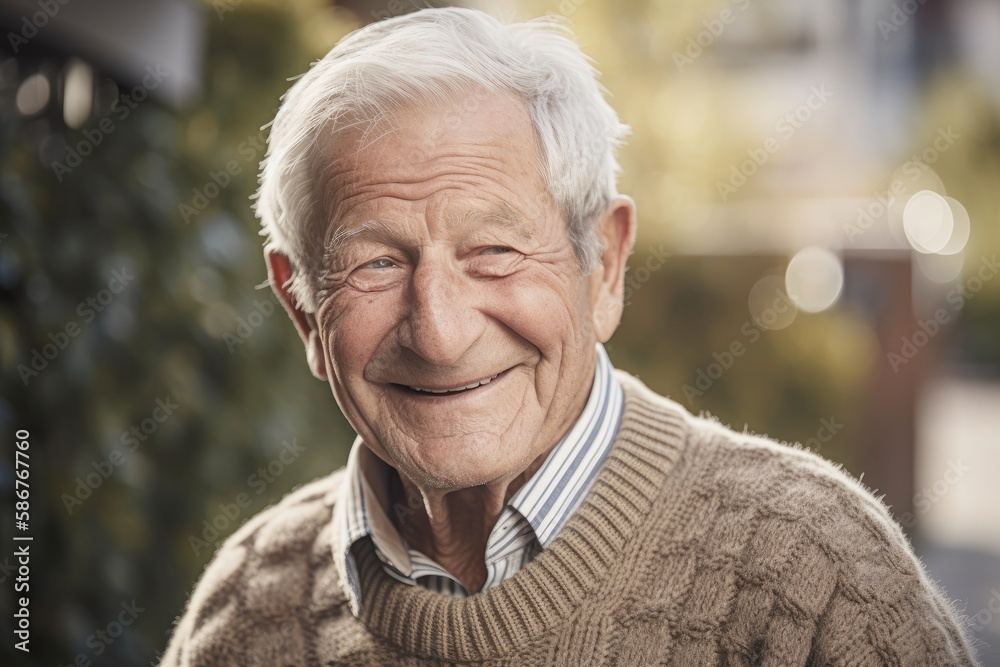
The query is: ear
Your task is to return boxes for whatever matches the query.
[266,252,328,380]
[589,195,638,342]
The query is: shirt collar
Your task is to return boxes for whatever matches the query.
[505,343,622,546]
[332,437,414,614]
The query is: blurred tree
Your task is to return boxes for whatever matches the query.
[0,2,361,664]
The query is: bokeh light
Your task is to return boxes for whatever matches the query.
[62,58,93,129]
[15,71,50,116]
[939,196,971,256]
[784,247,844,314]
[748,274,797,331]
[904,190,955,254]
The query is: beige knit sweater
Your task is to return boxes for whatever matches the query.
[162,371,979,666]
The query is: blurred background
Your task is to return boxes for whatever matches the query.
[0,0,998,664]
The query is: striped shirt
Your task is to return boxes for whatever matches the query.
[332,343,624,616]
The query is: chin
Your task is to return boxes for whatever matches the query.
[403,432,526,490]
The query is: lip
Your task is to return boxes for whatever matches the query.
[388,367,513,400]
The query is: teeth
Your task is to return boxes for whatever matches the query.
[409,374,498,394]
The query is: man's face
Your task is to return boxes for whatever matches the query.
[289,92,614,491]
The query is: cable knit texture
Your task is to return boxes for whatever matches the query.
[161,371,979,666]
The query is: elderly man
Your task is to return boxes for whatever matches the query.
[163,7,978,667]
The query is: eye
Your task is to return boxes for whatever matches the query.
[364,258,397,269]
[469,245,521,278]
[346,256,406,292]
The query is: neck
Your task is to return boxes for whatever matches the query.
[389,442,555,593]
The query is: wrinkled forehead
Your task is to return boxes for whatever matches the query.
[322,87,543,178]
[310,87,554,229]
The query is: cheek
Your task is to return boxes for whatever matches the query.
[322,294,400,379]
[490,270,589,349]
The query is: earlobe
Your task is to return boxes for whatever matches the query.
[266,252,329,380]
[302,319,329,381]
[592,290,622,343]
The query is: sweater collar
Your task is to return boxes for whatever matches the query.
[344,370,690,662]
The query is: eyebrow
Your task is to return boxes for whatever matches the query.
[460,203,534,241]
[323,218,400,265]
[322,203,534,262]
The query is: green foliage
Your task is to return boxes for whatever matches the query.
[1,4,357,664]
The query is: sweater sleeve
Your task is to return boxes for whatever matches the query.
[795,468,980,666]
[808,540,978,663]
[658,414,979,667]
[160,471,344,667]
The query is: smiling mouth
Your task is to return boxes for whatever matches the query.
[394,372,502,396]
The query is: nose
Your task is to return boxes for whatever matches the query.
[397,258,484,367]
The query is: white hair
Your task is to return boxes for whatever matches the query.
[255,7,630,311]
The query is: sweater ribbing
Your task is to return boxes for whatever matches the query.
[161,371,980,666]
